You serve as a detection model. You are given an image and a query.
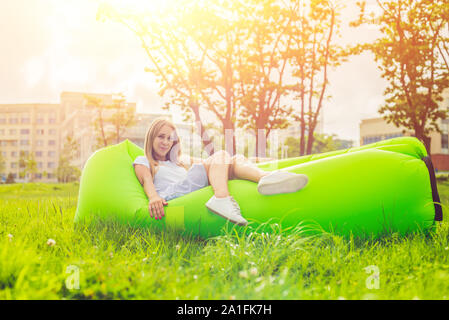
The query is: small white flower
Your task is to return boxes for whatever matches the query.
[239,270,249,279]
[7,234,13,242]
[175,244,181,250]
[250,267,258,276]
[46,239,56,247]
[193,275,198,280]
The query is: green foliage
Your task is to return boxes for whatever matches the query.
[18,151,37,182]
[280,133,349,158]
[57,136,81,183]
[85,94,136,149]
[97,0,348,157]
[351,0,449,154]
[286,0,349,155]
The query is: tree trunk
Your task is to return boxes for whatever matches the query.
[223,119,236,156]
[191,104,215,156]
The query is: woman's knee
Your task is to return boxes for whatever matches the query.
[202,150,232,175]
[211,150,232,165]
[229,154,247,179]
[231,154,246,165]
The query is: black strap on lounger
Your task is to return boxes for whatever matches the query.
[422,156,443,221]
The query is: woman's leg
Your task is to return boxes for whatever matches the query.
[202,150,232,198]
[229,155,269,182]
[203,150,248,226]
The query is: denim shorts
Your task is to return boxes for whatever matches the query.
[159,163,209,201]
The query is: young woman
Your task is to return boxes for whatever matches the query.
[133,117,308,226]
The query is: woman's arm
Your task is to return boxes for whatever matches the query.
[134,164,167,220]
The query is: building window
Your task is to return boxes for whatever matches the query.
[48,151,56,158]
[11,163,17,169]
[48,162,55,169]
[21,117,30,124]
[385,132,403,140]
[37,162,43,169]
[20,129,30,135]
[35,151,43,157]
[363,135,383,145]
[36,129,45,135]
[20,139,29,146]
[0,118,6,124]
[48,140,56,146]
[0,129,4,135]
[47,173,54,179]
[49,118,57,124]
[11,151,18,157]
[9,129,17,135]
[35,173,42,179]
[49,129,57,135]
[10,140,17,146]
[9,118,18,124]
[442,134,448,150]
[36,140,44,146]
[36,118,44,124]
[0,141,7,147]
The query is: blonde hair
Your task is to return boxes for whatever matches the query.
[143,117,186,177]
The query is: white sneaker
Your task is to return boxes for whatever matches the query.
[257,170,308,195]
[205,195,248,226]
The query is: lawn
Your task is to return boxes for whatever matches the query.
[0,181,449,300]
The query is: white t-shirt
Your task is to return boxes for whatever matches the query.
[133,156,188,195]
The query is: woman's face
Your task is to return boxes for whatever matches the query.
[152,125,175,161]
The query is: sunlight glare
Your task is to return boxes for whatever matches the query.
[100,0,177,14]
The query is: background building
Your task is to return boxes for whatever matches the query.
[0,91,192,182]
[360,117,449,171]
[360,90,449,171]
[0,103,61,182]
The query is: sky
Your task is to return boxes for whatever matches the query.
[0,0,388,144]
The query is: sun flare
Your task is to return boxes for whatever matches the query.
[99,0,177,14]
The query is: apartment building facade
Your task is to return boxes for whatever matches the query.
[0,103,62,182]
[0,92,188,183]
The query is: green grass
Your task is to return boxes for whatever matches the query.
[1,182,449,299]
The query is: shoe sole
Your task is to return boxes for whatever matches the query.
[205,205,248,226]
[258,173,308,195]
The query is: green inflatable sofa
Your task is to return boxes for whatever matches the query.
[74,136,443,239]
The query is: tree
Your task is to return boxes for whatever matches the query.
[85,94,136,149]
[107,94,136,144]
[182,0,245,155]
[18,151,37,182]
[351,0,449,154]
[0,150,5,177]
[57,136,81,183]
[97,0,300,158]
[280,133,345,157]
[85,95,109,148]
[97,2,215,154]
[287,0,347,155]
[6,173,15,184]
[236,0,297,159]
